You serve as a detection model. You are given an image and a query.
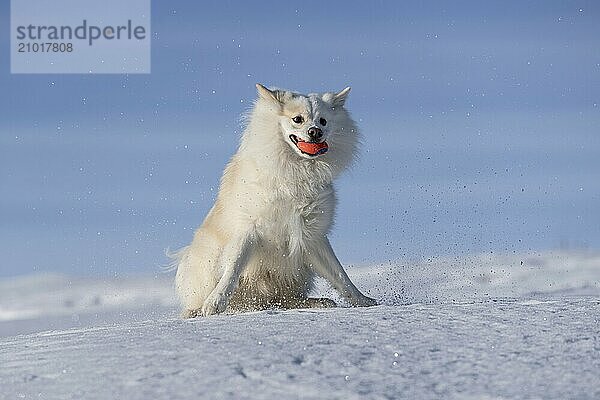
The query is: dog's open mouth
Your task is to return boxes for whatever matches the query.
[289,135,329,156]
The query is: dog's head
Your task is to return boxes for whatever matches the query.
[254,84,358,164]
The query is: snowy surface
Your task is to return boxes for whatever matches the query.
[1,298,598,400]
[1,251,599,399]
[0,273,175,337]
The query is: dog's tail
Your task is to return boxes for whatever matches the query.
[161,246,190,273]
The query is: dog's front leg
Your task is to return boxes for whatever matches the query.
[308,237,377,307]
[201,232,253,316]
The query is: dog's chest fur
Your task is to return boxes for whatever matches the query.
[253,173,335,255]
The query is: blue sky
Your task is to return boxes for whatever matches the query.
[1,1,599,277]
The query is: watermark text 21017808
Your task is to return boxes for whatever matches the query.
[17,42,73,53]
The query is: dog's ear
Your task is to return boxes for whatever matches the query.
[332,87,351,107]
[256,83,285,104]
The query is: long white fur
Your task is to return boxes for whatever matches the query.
[173,84,377,317]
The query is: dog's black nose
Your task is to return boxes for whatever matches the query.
[307,126,323,141]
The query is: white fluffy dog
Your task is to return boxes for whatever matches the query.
[172,84,377,317]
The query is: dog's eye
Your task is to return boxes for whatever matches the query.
[319,118,327,126]
[292,115,304,124]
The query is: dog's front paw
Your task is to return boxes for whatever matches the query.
[352,295,378,307]
[201,293,229,316]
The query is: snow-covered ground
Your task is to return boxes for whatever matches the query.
[1,250,599,399]
[0,273,176,338]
